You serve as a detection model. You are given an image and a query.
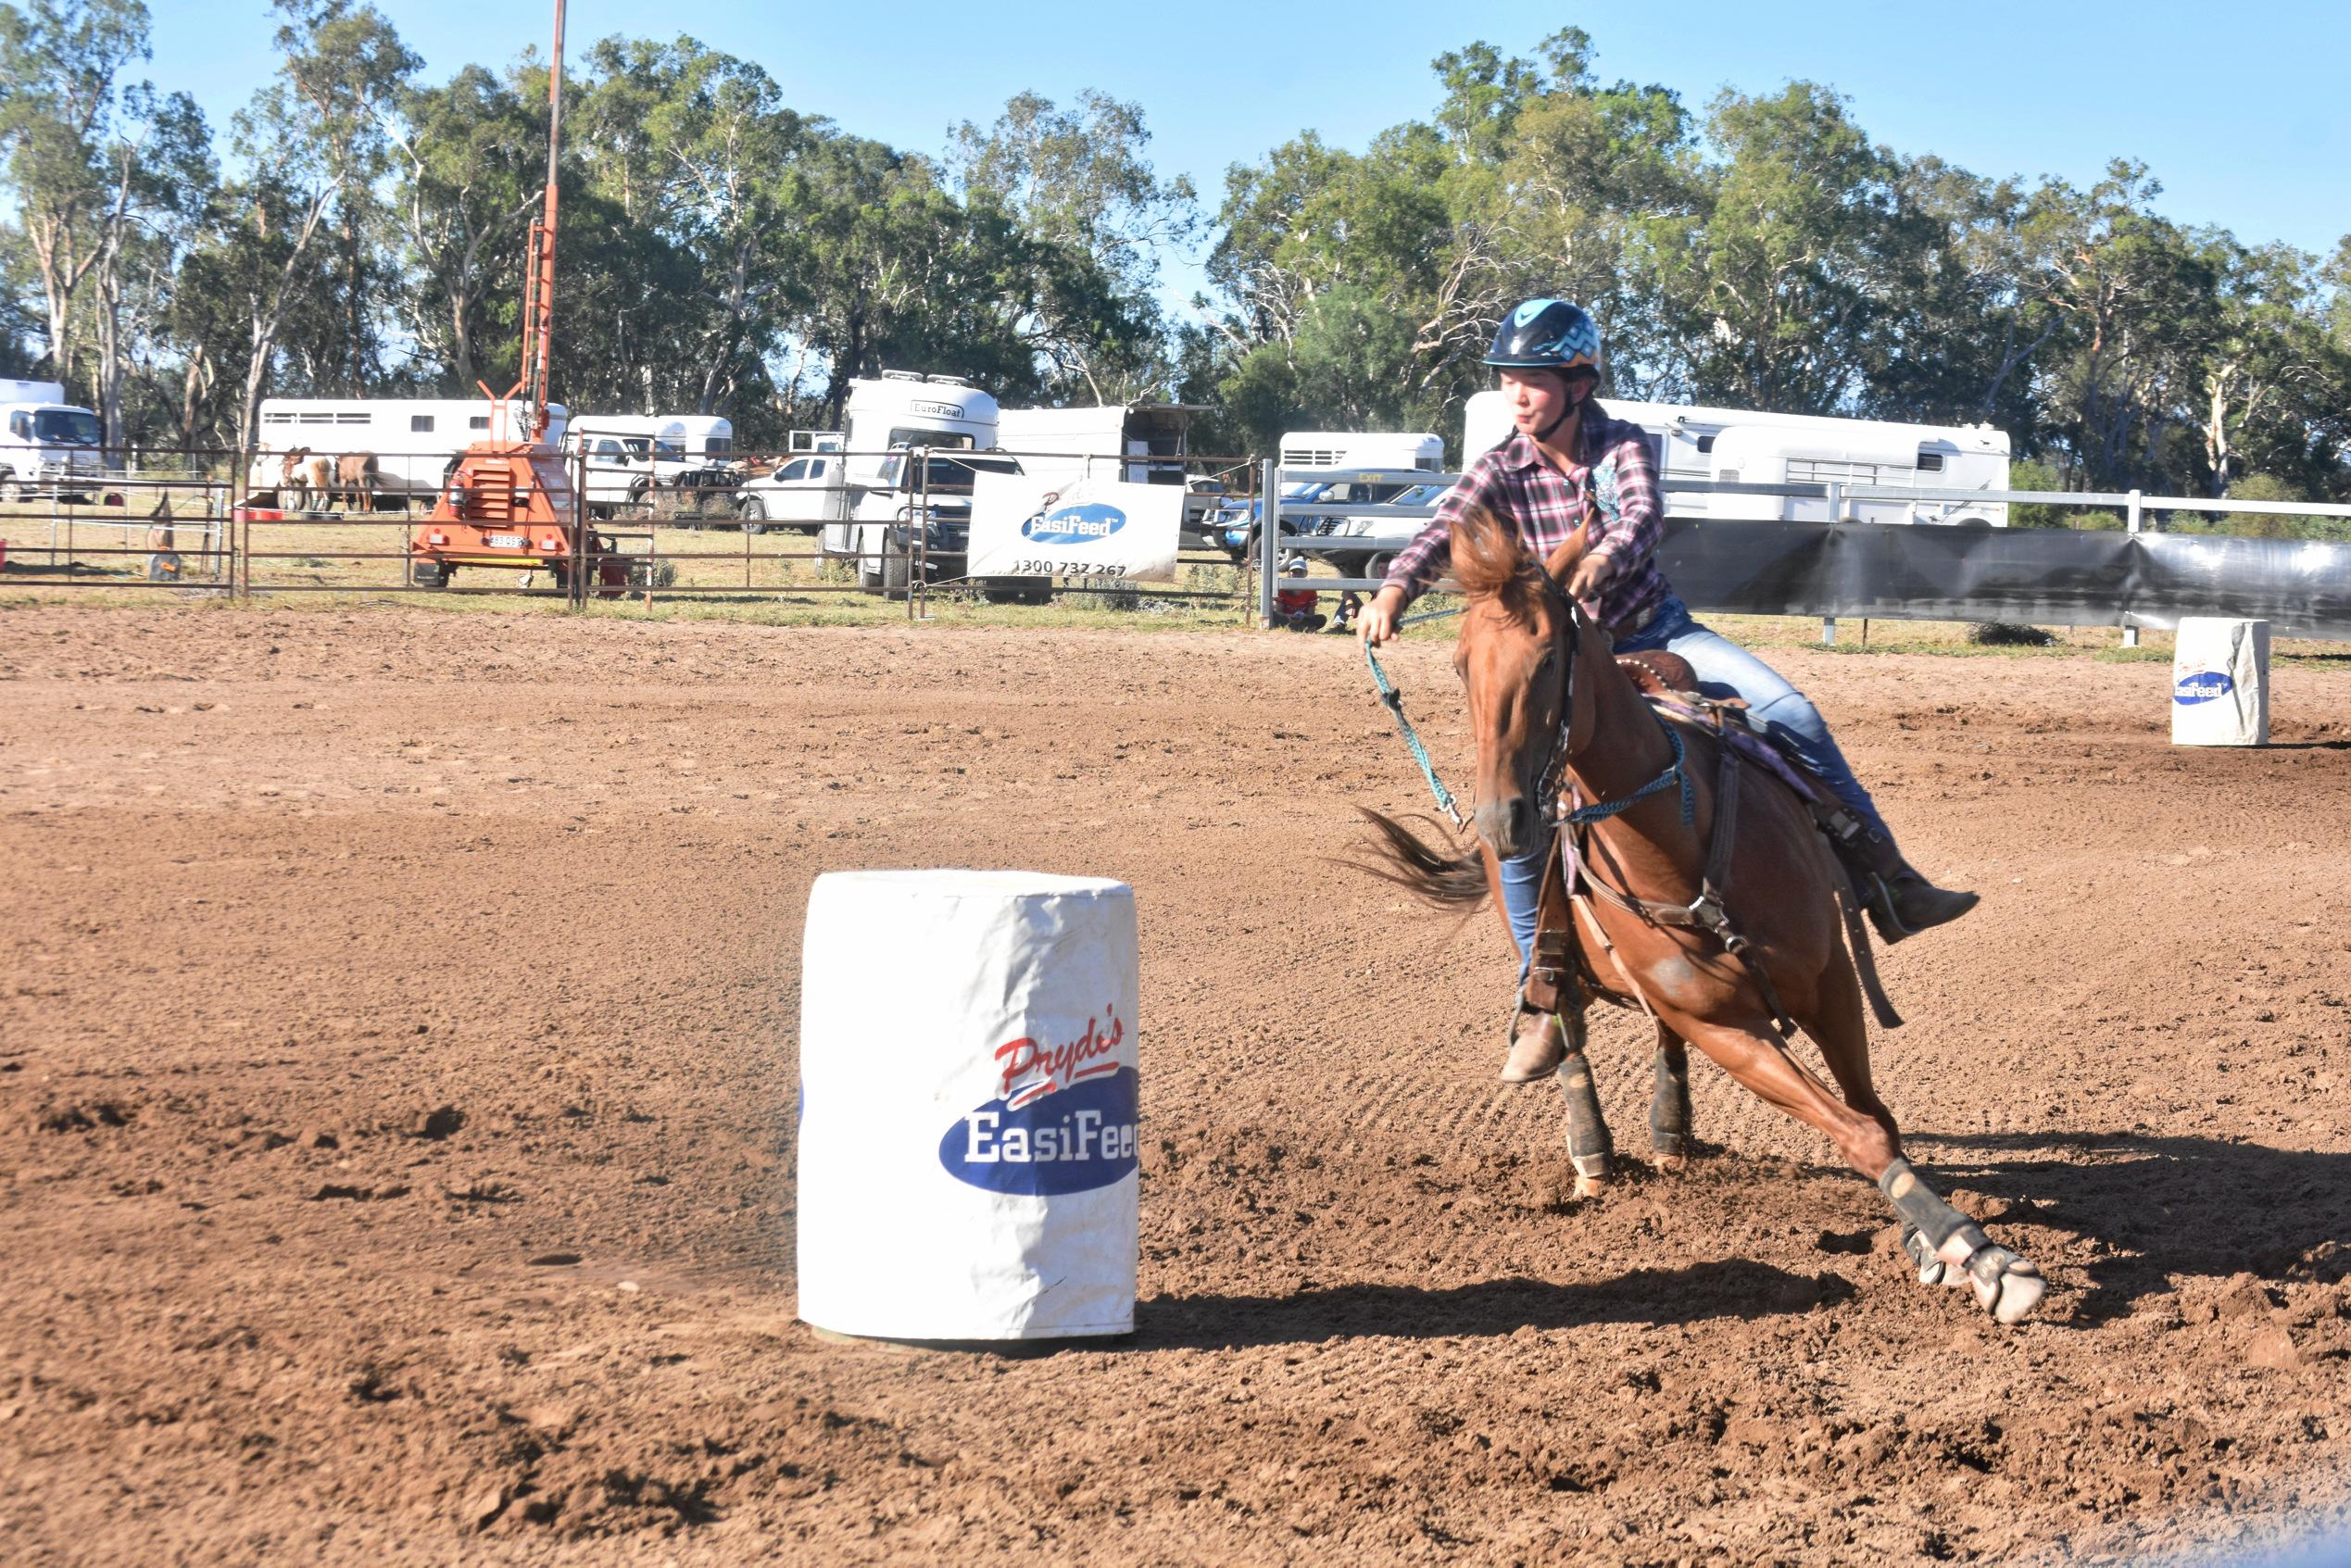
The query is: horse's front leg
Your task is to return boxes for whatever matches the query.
[1669,1008,2046,1324]
[1551,1007,1612,1197]
[1649,1023,1693,1171]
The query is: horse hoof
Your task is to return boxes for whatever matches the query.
[1966,1246,2046,1324]
[1570,1153,1611,1198]
[1654,1154,1687,1174]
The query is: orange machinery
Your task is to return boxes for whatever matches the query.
[407,0,623,597]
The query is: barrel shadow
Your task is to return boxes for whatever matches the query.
[1137,1258,1853,1353]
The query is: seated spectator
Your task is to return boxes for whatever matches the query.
[1274,558,1326,632]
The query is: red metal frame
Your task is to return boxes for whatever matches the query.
[406,1,609,595]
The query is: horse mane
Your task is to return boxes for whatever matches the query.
[1449,503,1540,607]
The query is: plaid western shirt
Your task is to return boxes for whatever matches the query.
[1383,402,1668,634]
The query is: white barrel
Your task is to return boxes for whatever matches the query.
[797,870,1138,1341]
[2171,618,2270,746]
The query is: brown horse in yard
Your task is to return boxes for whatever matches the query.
[1362,504,2046,1324]
[277,449,379,512]
[333,452,380,510]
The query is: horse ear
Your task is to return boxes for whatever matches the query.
[1541,513,1593,589]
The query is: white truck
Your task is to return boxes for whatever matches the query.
[0,379,108,500]
[255,396,567,503]
[808,371,1034,599]
[1462,393,2012,525]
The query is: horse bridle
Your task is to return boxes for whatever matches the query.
[1528,573,1582,826]
[1528,573,1696,834]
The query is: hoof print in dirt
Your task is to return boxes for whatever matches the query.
[37,1100,132,1134]
[410,1105,464,1140]
[311,1183,409,1202]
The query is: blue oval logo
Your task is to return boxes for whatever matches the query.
[938,1067,1138,1196]
[1021,502,1126,546]
[2174,671,2234,706]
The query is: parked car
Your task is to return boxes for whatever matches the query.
[1310,479,1449,578]
[1221,477,1444,577]
[734,452,843,533]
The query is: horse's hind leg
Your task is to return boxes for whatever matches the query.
[1649,1023,1693,1170]
[1670,1006,2046,1323]
[1553,1009,1613,1197]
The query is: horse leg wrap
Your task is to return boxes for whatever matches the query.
[1649,1047,1692,1157]
[1556,1046,1612,1176]
[1878,1159,1968,1251]
[1884,1161,2046,1323]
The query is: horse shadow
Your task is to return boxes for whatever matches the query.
[1137,1258,1853,1353]
[1902,1129,2351,1324]
[1133,1132,2350,1348]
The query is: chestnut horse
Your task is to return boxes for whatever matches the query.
[277,449,378,511]
[1362,505,2045,1324]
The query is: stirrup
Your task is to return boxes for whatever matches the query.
[1867,872,1979,945]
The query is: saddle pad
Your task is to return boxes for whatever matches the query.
[1649,696,1817,800]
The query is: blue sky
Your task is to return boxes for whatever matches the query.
[149,0,2347,319]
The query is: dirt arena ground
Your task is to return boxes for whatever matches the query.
[3,604,2348,1565]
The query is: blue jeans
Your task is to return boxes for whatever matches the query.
[1501,596,1886,976]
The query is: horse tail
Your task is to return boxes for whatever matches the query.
[1349,806,1489,906]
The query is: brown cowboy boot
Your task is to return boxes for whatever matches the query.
[1502,1009,1567,1083]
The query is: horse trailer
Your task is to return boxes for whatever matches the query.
[559,415,736,513]
[255,397,569,502]
[1280,430,1443,474]
[812,371,1040,598]
[1462,393,2011,526]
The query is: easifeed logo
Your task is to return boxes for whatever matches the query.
[1021,502,1126,546]
[938,1007,1138,1196]
[2174,670,2234,706]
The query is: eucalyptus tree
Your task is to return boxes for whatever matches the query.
[386,64,540,393]
[1659,82,1907,414]
[2193,237,2333,496]
[949,88,1199,401]
[572,37,816,416]
[0,0,214,452]
[222,0,416,448]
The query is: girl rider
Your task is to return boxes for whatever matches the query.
[1359,299,1979,1084]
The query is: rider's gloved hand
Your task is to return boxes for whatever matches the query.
[1358,585,1407,646]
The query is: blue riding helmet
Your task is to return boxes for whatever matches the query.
[1484,298,1603,379]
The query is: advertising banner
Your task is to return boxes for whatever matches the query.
[968,472,1182,583]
